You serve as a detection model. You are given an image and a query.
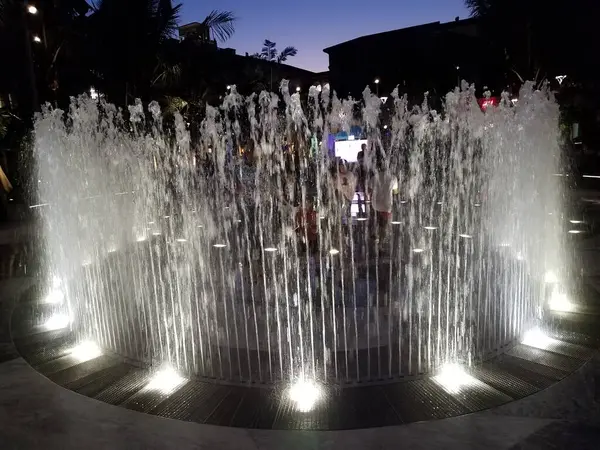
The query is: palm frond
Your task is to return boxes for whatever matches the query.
[277,46,297,63]
[464,0,492,17]
[202,10,235,43]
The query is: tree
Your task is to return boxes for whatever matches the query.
[464,0,597,85]
[259,40,298,63]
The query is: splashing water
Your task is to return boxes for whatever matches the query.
[32,81,564,384]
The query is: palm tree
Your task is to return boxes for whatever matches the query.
[260,40,298,63]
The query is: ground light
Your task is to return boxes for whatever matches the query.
[264,247,277,252]
[424,226,437,230]
[432,363,476,394]
[288,379,322,412]
[521,327,555,350]
[213,243,227,248]
[412,248,424,253]
[69,341,102,363]
[329,248,340,255]
[568,230,585,234]
[43,313,71,331]
[146,367,187,395]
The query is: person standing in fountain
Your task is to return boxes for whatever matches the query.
[355,144,369,218]
[369,154,398,244]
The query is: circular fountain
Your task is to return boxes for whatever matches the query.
[13,82,594,429]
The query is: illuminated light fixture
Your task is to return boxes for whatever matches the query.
[329,248,340,255]
[264,247,277,252]
[44,288,64,305]
[288,379,322,412]
[226,85,231,90]
[522,327,555,350]
[548,290,576,313]
[69,341,102,363]
[152,231,161,236]
[197,225,204,228]
[568,230,585,234]
[437,201,443,205]
[424,226,437,230]
[511,98,518,105]
[544,270,559,284]
[555,75,567,85]
[146,367,187,395]
[213,243,227,248]
[569,220,585,224]
[391,221,402,225]
[374,78,380,84]
[383,125,388,129]
[582,174,600,179]
[176,238,187,243]
[236,219,242,223]
[27,5,38,14]
[43,313,71,331]
[33,35,42,43]
[380,96,388,104]
[499,242,511,247]
[90,87,99,100]
[412,248,424,253]
[459,234,473,239]
[295,86,301,92]
[400,200,408,204]
[433,363,476,394]
[474,203,481,207]
[29,203,49,209]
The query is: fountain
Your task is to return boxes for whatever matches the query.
[20,80,578,427]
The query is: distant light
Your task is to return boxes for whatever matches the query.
[391,221,402,225]
[176,238,187,243]
[357,217,368,221]
[213,243,227,248]
[383,125,388,130]
[568,230,585,234]
[548,290,575,313]
[374,78,380,84]
[582,174,600,179]
[90,87,99,100]
[544,270,559,284]
[264,247,278,252]
[329,248,340,255]
[522,327,555,350]
[152,232,161,236]
[433,363,476,394]
[146,367,187,395]
[400,200,408,204]
[499,242,511,247]
[296,86,301,92]
[44,313,71,331]
[70,341,102,363]
[459,234,472,239]
[380,96,388,104]
[288,379,322,412]
[455,65,460,70]
[43,289,64,305]
[197,225,204,228]
[437,201,443,205]
[424,226,437,230]
[474,203,481,207]
[226,85,231,90]
[555,75,567,85]
[33,35,42,43]
[569,220,585,224]
[27,5,38,14]
[412,248,424,253]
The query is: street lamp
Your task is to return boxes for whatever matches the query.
[296,86,301,93]
[27,5,38,15]
[32,35,41,43]
[374,78,380,96]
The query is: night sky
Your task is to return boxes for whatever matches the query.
[180,0,469,73]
